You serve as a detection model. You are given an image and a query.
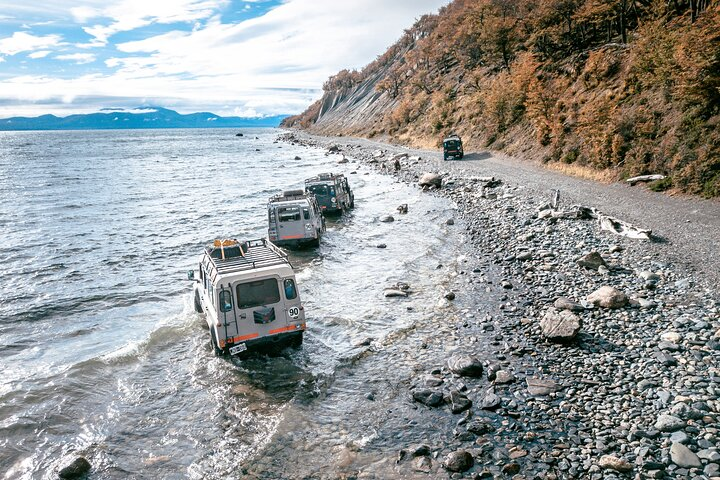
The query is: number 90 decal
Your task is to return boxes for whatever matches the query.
[288,306,300,318]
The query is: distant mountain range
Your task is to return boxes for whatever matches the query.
[0,107,288,131]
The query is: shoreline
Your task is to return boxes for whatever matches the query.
[274,130,720,479]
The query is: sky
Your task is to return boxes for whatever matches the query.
[0,0,449,118]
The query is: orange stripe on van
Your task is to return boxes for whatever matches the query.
[231,333,259,343]
[281,234,304,239]
[269,325,304,335]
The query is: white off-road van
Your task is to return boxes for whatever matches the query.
[267,190,325,249]
[189,239,306,356]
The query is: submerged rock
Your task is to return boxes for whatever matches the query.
[58,457,91,479]
[379,215,395,223]
[412,389,443,407]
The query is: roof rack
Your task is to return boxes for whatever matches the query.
[305,172,342,183]
[269,190,311,203]
[203,238,291,283]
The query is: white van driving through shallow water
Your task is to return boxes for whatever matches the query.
[267,189,325,249]
[189,238,305,356]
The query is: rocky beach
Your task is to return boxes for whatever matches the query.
[272,131,720,480]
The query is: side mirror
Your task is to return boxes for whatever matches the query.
[187,270,195,281]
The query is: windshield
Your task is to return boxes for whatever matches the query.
[236,278,280,308]
[307,184,329,196]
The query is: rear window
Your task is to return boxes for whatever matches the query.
[445,140,459,149]
[278,206,301,222]
[236,278,280,308]
[307,185,329,196]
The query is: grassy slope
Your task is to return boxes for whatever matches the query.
[283,0,720,197]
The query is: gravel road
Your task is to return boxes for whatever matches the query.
[308,133,720,290]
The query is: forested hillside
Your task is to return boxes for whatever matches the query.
[282,0,720,197]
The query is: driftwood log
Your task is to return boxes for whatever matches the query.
[626,174,665,185]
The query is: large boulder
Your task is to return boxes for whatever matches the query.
[540,308,582,343]
[412,389,443,407]
[447,354,483,377]
[587,286,628,308]
[418,172,442,188]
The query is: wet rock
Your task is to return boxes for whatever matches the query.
[577,251,607,270]
[586,286,628,308]
[293,155,301,160]
[501,280,513,289]
[236,132,243,136]
[409,444,431,457]
[467,419,495,434]
[412,389,443,407]
[479,390,501,410]
[444,291,456,301]
[655,414,685,432]
[446,218,455,225]
[554,296,584,312]
[443,450,474,472]
[540,308,582,343]
[598,455,633,472]
[418,172,442,188]
[337,156,349,164]
[670,442,702,468]
[494,370,514,384]
[447,390,472,414]
[526,378,559,396]
[327,145,340,153]
[58,457,91,479]
[379,215,395,223]
[502,462,520,475]
[376,243,387,248]
[447,354,483,377]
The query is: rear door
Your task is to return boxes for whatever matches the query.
[276,205,305,240]
[233,276,287,339]
[216,283,240,341]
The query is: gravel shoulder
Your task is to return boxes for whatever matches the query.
[308,133,720,290]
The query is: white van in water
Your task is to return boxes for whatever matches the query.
[189,239,305,356]
[268,190,325,249]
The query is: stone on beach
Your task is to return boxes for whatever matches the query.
[412,389,443,407]
[670,442,702,468]
[576,251,607,270]
[598,454,633,472]
[655,414,685,432]
[540,308,582,342]
[443,450,474,472]
[447,354,483,377]
[418,172,442,188]
[586,286,628,308]
[58,457,92,479]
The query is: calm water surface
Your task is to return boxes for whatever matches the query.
[0,128,463,479]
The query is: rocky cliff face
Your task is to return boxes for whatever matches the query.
[283,0,720,197]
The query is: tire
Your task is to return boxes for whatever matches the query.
[349,197,355,209]
[209,328,223,357]
[193,289,203,313]
[291,332,304,349]
[443,154,449,161]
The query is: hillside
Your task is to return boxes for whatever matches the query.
[0,107,287,131]
[282,0,720,197]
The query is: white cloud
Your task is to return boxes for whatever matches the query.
[28,50,51,59]
[0,0,450,117]
[79,0,229,45]
[56,52,96,64]
[0,31,62,56]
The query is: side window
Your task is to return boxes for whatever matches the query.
[268,207,273,223]
[329,186,336,196]
[283,279,297,300]
[219,290,233,312]
[303,208,310,220]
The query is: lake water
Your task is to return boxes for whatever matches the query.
[0,128,465,478]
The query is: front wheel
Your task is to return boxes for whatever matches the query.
[291,332,303,349]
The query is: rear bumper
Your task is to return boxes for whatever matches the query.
[272,237,319,249]
[227,327,304,354]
